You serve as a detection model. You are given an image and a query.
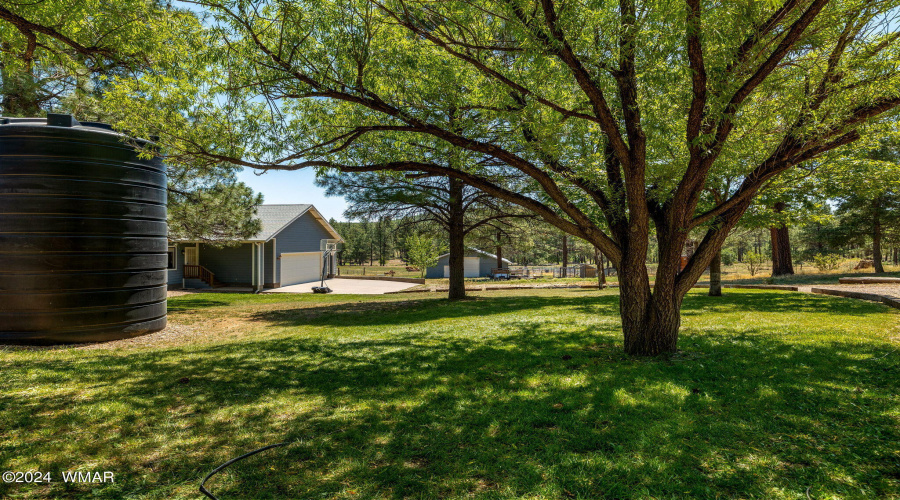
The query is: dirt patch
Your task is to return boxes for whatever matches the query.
[1,321,204,352]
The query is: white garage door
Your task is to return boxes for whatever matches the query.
[443,257,481,278]
[280,252,322,286]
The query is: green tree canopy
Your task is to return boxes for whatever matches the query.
[820,125,900,270]
[102,0,900,354]
[0,0,199,115]
[404,232,444,277]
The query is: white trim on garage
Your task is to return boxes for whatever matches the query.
[280,251,323,286]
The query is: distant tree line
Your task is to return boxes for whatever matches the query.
[329,217,409,266]
[331,216,617,269]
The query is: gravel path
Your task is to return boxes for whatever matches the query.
[798,284,900,301]
[809,284,900,300]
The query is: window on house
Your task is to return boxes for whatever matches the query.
[167,247,177,270]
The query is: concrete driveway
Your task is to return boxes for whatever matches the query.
[264,278,420,295]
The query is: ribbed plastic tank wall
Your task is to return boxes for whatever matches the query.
[0,114,167,344]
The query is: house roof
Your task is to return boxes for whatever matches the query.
[254,204,312,240]
[171,204,342,243]
[436,246,512,264]
[253,204,342,242]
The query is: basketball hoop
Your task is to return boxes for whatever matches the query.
[313,239,344,293]
[320,238,343,252]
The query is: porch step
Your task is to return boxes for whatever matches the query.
[183,278,210,289]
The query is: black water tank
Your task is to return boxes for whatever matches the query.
[0,114,167,344]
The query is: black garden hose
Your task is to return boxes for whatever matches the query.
[199,442,288,499]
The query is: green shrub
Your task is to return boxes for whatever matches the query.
[744,251,764,276]
[813,253,842,272]
[720,248,737,267]
[405,233,444,277]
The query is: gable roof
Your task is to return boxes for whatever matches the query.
[254,204,311,240]
[436,246,512,264]
[170,204,342,243]
[254,204,342,241]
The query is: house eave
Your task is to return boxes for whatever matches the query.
[259,206,343,242]
[170,204,343,244]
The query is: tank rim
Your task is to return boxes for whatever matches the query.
[0,114,156,145]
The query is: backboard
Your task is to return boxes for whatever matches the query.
[320,239,344,252]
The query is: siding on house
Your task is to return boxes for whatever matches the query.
[273,211,334,280]
[264,239,277,287]
[425,254,450,279]
[166,243,185,285]
[480,256,499,277]
[199,243,255,285]
[167,242,270,286]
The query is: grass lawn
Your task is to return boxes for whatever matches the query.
[1,289,898,499]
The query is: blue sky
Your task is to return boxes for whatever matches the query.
[237,167,349,221]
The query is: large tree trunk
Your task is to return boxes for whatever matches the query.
[770,225,794,275]
[769,202,794,276]
[873,198,885,273]
[595,248,606,288]
[619,263,680,356]
[708,251,722,296]
[447,177,466,300]
[615,216,682,356]
[561,234,568,277]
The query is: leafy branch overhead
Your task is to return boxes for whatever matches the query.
[0,0,199,115]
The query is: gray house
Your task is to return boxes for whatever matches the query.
[425,247,512,279]
[167,204,342,291]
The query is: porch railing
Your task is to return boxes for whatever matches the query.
[184,264,215,286]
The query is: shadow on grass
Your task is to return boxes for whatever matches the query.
[1,292,898,499]
[245,289,886,330]
[247,293,621,329]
